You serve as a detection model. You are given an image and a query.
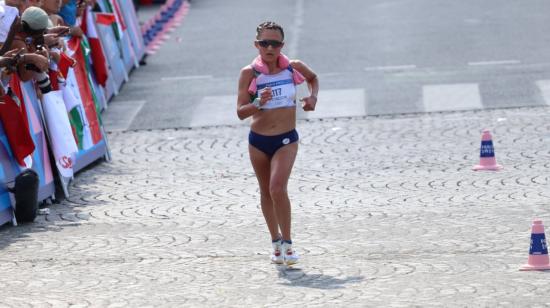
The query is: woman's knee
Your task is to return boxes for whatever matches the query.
[260,190,271,202]
[269,183,287,202]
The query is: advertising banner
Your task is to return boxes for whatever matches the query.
[20,81,55,202]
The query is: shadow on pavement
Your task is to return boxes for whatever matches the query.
[0,221,81,251]
[0,158,109,251]
[276,265,364,289]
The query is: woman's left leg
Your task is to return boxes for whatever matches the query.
[269,143,298,242]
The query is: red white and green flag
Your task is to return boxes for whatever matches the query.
[81,6,109,87]
[65,37,103,148]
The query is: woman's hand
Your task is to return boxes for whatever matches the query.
[34,48,49,63]
[0,48,23,68]
[259,87,272,106]
[0,55,15,68]
[3,48,23,58]
[300,95,317,111]
[49,50,61,63]
[44,34,63,49]
[47,26,70,36]
[21,53,49,72]
[70,26,84,38]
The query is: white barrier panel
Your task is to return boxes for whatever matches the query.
[119,0,146,62]
[20,80,56,202]
[63,37,111,174]
[0,129,18,225]
[94,11,127,96]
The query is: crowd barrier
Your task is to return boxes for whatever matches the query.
[120,0,146,63]
[0,0,147,226]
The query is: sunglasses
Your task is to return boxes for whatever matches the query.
[256,40,284,48]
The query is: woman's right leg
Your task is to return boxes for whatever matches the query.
[249,145,280,240]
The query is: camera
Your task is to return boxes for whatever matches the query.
[25,63,41,72]
[34,71,51,94]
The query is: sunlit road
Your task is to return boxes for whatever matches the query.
[107,0,550,129]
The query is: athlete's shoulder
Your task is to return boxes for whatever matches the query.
[238,65,256,87]
[240,65,254,79]
[289,59,308,72]
[289,59,316,80]
[240,64,254,73]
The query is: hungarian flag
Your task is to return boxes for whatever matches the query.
[101,0,126,39]
[81,7,109,87]
[95,12,116,26]
[58,52,76,79]
[66,36,103,146]
[0,78,35,167]
[111,0,127,33]
[80,35,106,120]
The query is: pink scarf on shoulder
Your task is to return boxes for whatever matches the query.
[247,53,306,95]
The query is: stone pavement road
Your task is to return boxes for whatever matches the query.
[2,107,550,307]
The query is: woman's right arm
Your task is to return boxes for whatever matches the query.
[236,66,260,120]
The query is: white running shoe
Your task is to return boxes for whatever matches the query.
[282,241,299,265]
[271,239,284,264]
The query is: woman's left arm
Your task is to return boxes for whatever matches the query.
[291,60,319,111]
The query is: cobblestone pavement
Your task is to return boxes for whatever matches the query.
[2,107,550,307]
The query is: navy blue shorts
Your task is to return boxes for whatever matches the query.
[249,129,299,157]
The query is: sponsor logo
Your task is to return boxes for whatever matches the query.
[60,156,73,169]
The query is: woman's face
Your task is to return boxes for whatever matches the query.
[41,0,62,14]
[255,29,284,62]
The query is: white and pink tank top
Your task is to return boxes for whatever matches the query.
[255,68,297,110]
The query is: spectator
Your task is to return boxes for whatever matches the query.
[10,6,50,87]
[57,0,83,37]
[57,0,75,26]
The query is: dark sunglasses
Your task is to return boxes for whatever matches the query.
[256,40,283,48]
